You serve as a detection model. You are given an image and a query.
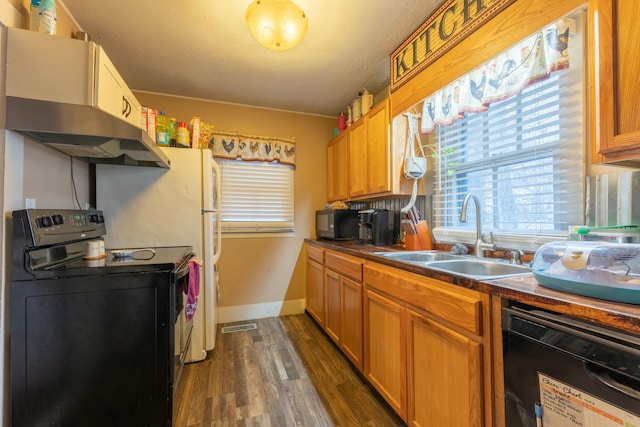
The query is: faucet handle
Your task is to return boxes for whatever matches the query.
[508,249,524,265]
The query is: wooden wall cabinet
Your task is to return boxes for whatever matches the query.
[326,99,418,202]
[363,262,490,426]
[305,245,325,327]
[347,118,368,198]
[327,132,349,202]
[590,0,640,166]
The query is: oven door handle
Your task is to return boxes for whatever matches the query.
[585,362,640,400]
[175,265,190,280]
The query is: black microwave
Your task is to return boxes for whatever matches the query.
[315,209,359,240]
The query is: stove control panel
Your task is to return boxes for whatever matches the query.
[14,209,106,248]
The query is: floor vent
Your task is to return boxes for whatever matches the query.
[221,323,258,334]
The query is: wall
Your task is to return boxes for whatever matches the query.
[134,91,334,322]
[0,2,87,424]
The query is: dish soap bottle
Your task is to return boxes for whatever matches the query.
[37,0,56,35]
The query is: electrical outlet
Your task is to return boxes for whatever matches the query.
[25,198,36,209]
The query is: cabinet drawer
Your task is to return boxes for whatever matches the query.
[364,262,483,336]
[326,251,363,282]
[307,245,324,264]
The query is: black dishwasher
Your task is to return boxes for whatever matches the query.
[502,303,640,427]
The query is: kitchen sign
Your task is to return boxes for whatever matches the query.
[390,0,516,92]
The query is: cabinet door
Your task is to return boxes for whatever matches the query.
[94,46,143,128]
[348,120,367,198]
[364,288,407,421]
[327,133,349,202]
[590,0,640,164]
[341,276,363,371]
[324,269,341,344]
[306,259,325,327]
[407,310,483,427]
[366,100,391,195]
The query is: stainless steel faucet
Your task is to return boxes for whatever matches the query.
[460,193,495,258]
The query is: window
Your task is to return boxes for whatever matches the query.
[432,17,584,243]
[217,159,294,233]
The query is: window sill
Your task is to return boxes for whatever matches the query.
[222,231,295,239]
[433,227,568,253]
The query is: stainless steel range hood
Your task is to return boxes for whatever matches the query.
[4,28,170,169]
[6,96,170,168]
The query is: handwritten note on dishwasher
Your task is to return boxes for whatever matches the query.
[538,373,640,426]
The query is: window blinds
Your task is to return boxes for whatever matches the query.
[433,32,584,238]
[217,159,294,233]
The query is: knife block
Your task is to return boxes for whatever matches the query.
[404,220,434,250]
[405,234,422,250]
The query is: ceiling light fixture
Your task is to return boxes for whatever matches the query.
[245,0,308,51]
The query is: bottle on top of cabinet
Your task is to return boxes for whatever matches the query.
[177,121,190,147]
[30,0,41,31]
[352,95,362,122]
[361,88,373,115]
[168,117,177,146]
[156,112,169,146]
[37,0,56,35]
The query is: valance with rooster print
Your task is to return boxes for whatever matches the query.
[211,132,296,167]
[421,19,572,133]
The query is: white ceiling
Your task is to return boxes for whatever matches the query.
[59,0,441,117]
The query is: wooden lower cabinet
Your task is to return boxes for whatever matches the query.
[324,250,364,371]
[364,261,490,426]
[305,246,325,327]
[307,245,493,426]
[407,311,484,427]
[364,288,407,421]
[324,269,341,343]
[341,276,363,370]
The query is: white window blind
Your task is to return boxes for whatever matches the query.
[432,19,584,241]
[217,159,294,233]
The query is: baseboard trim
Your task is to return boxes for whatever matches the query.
[217,299,306,324]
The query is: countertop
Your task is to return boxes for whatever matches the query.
[307,239,640,335]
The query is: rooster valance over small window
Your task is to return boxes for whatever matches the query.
[211,132,296,167]
[421,19,572,133]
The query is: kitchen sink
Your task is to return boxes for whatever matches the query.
[374,251,462,262]
[425,259,531,280]
[373,251,532,280]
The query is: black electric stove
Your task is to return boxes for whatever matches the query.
[10,209,195,427]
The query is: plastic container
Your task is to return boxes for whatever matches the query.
[568,225,640,243]
[168,117,177,146]
[337,113,346,132]
[30,0,41,31]
[156,112,169,146]
[361,88,373,115]
[352,97,362,122]
[37,0,56,35]
[532,241,640,304]
[177,121,189,147]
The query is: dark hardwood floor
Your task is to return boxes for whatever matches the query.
[174,314,406,427]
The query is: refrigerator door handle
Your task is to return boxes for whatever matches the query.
[211,159,222,264]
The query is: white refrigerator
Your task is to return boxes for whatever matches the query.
[96,147,221,362]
